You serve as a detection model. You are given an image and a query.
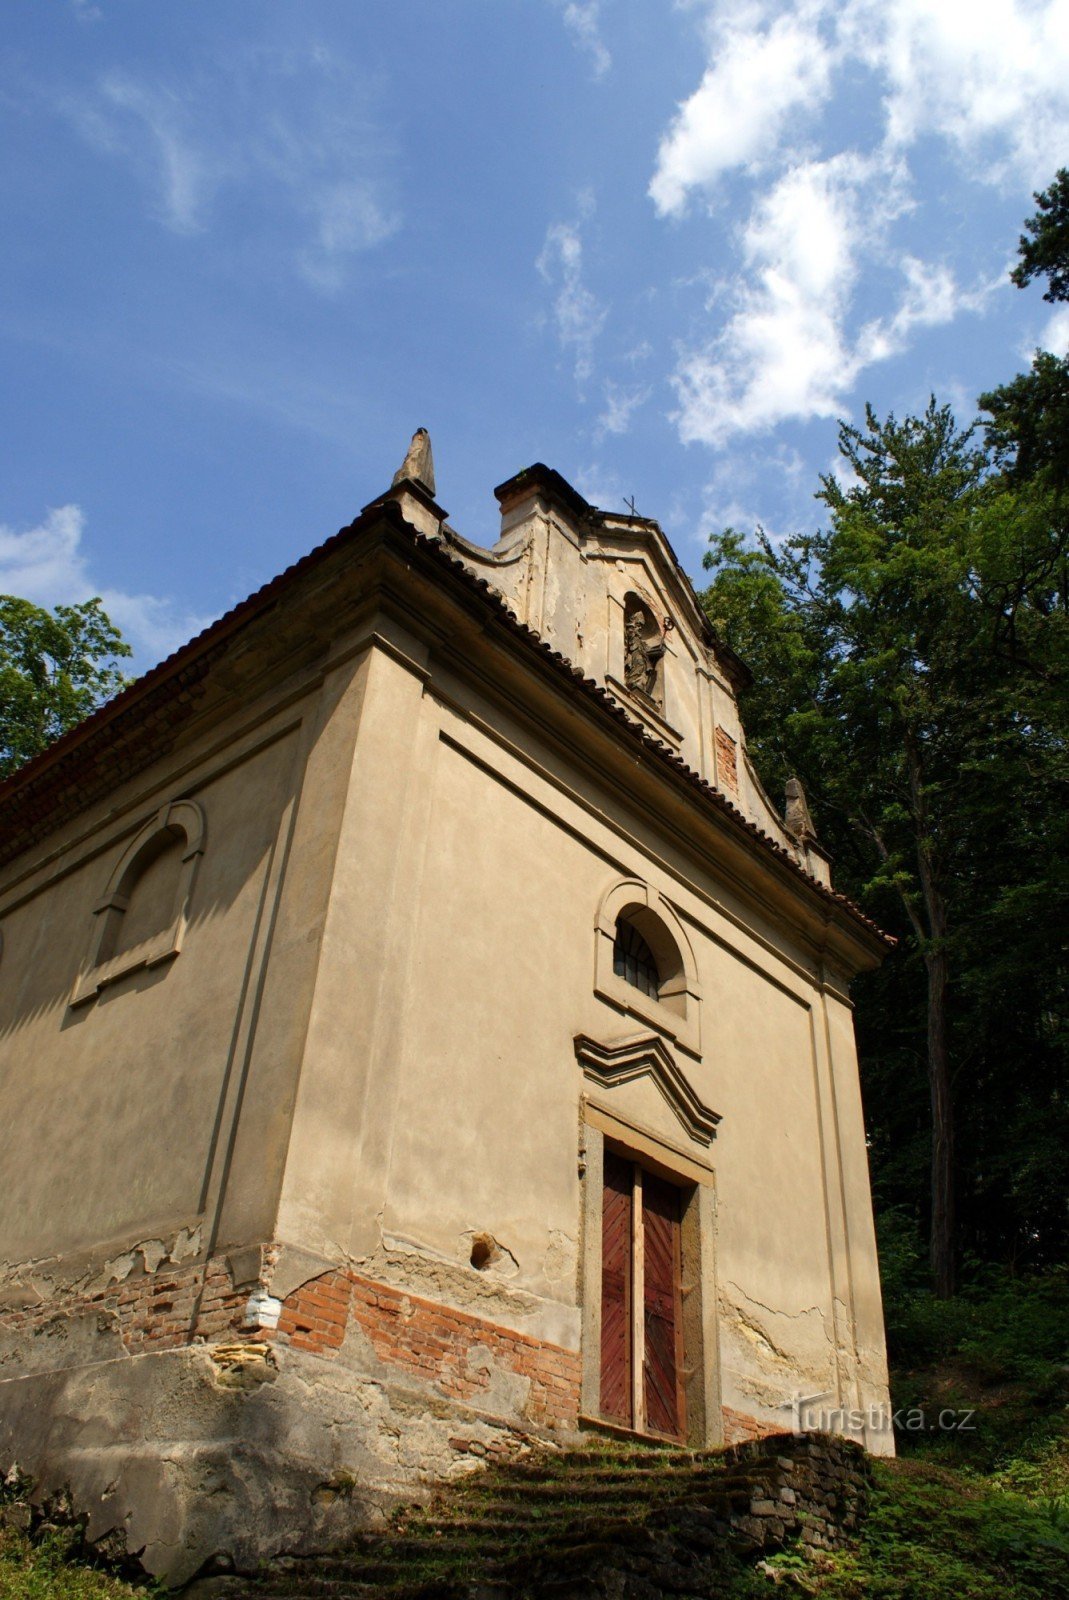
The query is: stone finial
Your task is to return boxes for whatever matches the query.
[784,776,817,846]
[391,427,436,497]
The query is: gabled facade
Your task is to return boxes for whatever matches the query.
[0,440,893,1582]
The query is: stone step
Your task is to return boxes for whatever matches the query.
[443,1475,724,1508]
[419,1499,724,1534]
[435,1473,763,1513]
[422,1488,752,1529]
[489,1446,723,1471]
[394,1513,676,1546]
[459,1456,775,1489]
[268,1522,660,1583]
[219,1436,845,1599]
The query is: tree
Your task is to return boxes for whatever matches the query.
[0,596,131,779]
[700,177,1069,1294]
[704,401,993,1295]
[983,169,1069,492]
[1010,167,1069,303]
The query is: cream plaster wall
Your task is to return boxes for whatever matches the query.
[0,725,302,1267]
[276,627,890,1447]
[0,637,380,1285]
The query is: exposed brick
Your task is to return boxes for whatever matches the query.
[0,1253,248,1357]
[272,1268,581,1427]
[722,1405,782,1447]
[715,725,739,794]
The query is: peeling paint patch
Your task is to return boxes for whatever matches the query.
[139,1241,167,1275]
[172,1226,202,1263]
[99,1252,138,1288]
[359,1237,562,1332]
[542,1230,575,1284]
[719,1280,837,1404]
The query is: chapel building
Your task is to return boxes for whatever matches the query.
[0,436,893,1581]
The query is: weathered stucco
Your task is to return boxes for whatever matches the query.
[0,454,893,1581]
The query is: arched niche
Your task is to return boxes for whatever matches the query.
[594,877,701,1056]
[70,799,206,1008]
[622,593,666,710]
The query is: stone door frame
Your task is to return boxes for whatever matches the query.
[579,1100,723,1447]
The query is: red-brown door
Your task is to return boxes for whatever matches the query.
[599,1154,685,1441]
[642,1172,684,1440]
[599,1151,633,1426]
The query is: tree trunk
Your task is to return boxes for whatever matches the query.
[925,939,956,1297]
[905,733,957,1298]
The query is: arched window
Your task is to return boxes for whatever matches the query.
[613,916,660,999]
[594,878,702,1055]
[107,829,187,962]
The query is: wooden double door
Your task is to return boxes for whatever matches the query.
[599,1150,686,1441]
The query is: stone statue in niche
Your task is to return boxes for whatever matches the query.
[624,607,666,704]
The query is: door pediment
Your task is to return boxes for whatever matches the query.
[574,1031,721,1146]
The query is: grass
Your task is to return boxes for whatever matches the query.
[0,1530,152,1600]
[756,1457,1069,1599]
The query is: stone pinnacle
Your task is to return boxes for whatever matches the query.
[391,427,436,497]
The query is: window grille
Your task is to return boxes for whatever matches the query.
[613,917,660,999]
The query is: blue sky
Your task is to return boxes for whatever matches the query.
[2,0,1068,670]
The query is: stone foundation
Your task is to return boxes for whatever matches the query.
[720,1432,871,1552]
[0,1252,582,1584]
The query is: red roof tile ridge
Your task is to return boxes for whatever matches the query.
[0,499,893,947]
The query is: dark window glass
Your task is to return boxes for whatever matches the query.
[613,917,660,999]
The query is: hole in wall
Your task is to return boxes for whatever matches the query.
[469,1234,499,1271]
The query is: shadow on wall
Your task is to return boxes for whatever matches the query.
[0,732,309,1263]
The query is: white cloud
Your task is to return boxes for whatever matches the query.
[858,255,1001,367]
[866,0,1069,185]
[0,505,214,670]
[596,380,652,437]
[652,0,1069,447]
[554,1,612,77]
[655,0,1069,217]
[1039,304,1069,357]
[298,178,398,292]
[61,47,400,290]
[537,205,608,391]
[650,4,834,215]
[572,463,628,509]
[673,158,996,446]
[94,72,209,233]
[693,443,808,551]
[672,153,911,444]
